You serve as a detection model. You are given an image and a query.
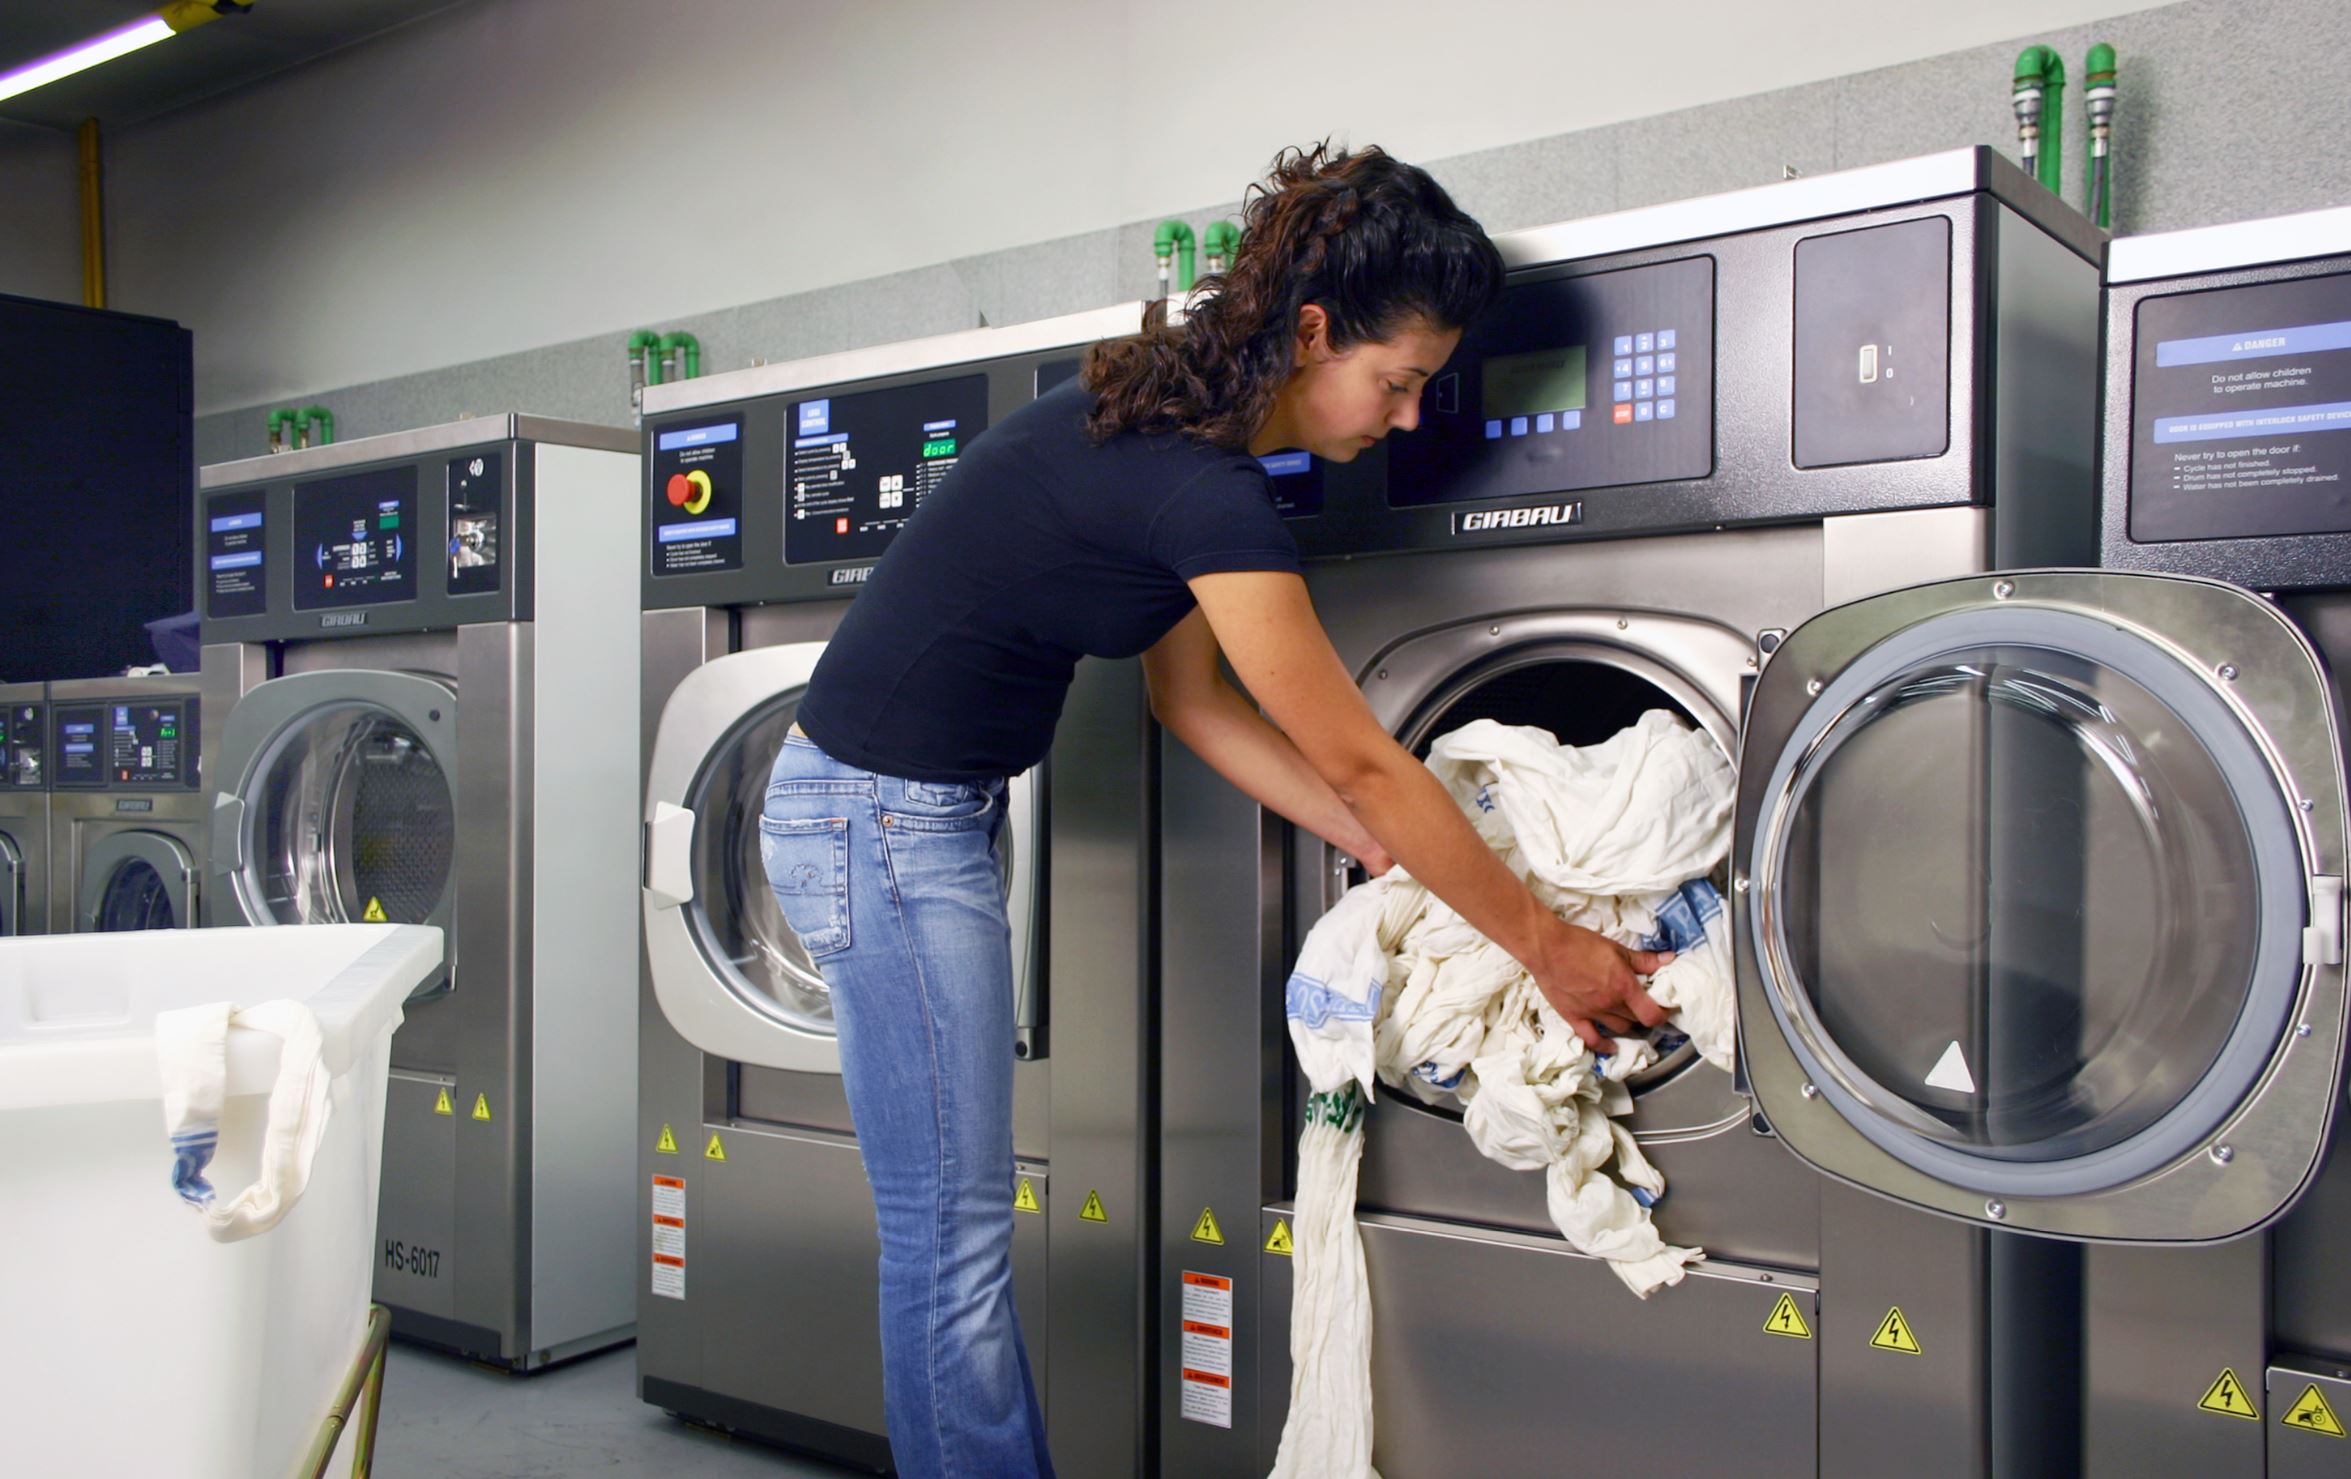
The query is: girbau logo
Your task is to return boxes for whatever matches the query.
[1455,502,1583,534]
[830,566,873,586]
[321,611,369,628]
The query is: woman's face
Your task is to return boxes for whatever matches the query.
[1256,308,1462,462]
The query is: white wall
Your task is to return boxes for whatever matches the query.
[92,0,2161,415]
[0,119,82,305]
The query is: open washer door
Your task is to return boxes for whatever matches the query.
[1737,570,2349,1243]
[208,670,460,995]
[642,643,1044,1076]
[0,831,21,936]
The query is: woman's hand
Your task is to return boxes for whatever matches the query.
[1529,920,1672,1052]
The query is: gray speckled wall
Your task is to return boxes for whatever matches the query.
[192,0,2351,466]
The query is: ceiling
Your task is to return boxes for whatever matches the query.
[0,0,480,132]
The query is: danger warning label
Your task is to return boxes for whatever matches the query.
[1179,1271,1235,1429]
[651,1174,686,1300]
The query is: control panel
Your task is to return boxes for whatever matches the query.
[52,697,199,790]
[294,466,417,611]
[785,376,989,566]
[5,704,44,789]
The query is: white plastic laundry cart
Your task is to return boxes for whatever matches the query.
[0,924,442,1479]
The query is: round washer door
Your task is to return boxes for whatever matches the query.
[208,670,459,995]
[1736,569,2348,1243]
[0,830,21,936]
[643,643,1042,1076]
[81,831,195,932]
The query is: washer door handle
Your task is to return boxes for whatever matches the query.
[644,802,696,910]
[210,794,246,873]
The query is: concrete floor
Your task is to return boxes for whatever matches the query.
[332,1341,868,1478]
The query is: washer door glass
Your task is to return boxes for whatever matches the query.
[1750,603,2308,1197]
[245,704,456,928]
[690,697,833,1037]
[97,852,181,931]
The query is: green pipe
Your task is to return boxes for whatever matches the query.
[629,329,664,388]
[657,331,702,380]
[2084,42,2118,229]
[2013,45,2066,196]
[267,407,300,452]
[297,404,335,447]
[1153,219,1197,295]
[1202,220,1242,273]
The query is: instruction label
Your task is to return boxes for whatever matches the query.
[1179,1271,1235,1429]
[1763,1292,1813,1340]
[651,1174,687,1300]
[2199,1367,2261,1421]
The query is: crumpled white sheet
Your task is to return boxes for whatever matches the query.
[1270,712,1736,1479]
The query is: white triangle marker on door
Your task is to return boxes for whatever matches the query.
[1925,1040,1977,1094]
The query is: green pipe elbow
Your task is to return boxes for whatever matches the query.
[1154,219,1198,294]
[267,407,299,451]
[1203,221,1242,269]
[297,405,334,446]
[2012,45,2066,195]
[2085,42,2115,81]
[658,331,702,380]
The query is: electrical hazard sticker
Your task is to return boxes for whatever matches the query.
[433,1087,453,1116]
[2281,1384,2346,1437]
[1179,1271,1235,1428]
[471,1093,492,1122]
[655,1124,679,1154]
[1869,1306,1922,1355]
[1763,1292,1813,1340]
[2198,1368,2261,1421]
[1079,1189,1108,1223]
[1013,1177,1042,1214]
[1265,1219,1294,1257]
[651,1175,687,1300]
[1191,1206,1225,1245]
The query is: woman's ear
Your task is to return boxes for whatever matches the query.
[1294,303,1332,365]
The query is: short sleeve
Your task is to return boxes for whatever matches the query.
[1147,459,1303,581]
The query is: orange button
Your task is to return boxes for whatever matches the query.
[1612,403,1634,425]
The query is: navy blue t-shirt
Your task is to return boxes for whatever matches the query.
[797,378,1302,782]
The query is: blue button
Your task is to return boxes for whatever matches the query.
[1657,352,1676,373]
[1558,409,1582,430]
[1635,401,1655,422]
[1635,379,1654,398]
[1613,357,1633,378]
[1635,356,1654,376]
[1658,329,1677,350]
[1484,419,1503,439]
[1613,380,1633,403]
[1535,413,1555,433]
[1657,399,1676,420]
[1509,416,1529,436]
[1613,335,1633,356]
[1657,375,1676,396]
[1635,333,1655,353]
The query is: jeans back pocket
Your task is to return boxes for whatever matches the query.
[758,815,851,958]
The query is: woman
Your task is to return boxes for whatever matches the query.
[763,143,1673,1476]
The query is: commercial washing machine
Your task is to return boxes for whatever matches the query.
[635,303,1170,1475]
[1158,147,2110,1477]
[1809,204,2351,1477]
[1,684,49,936]
[47,674,203,932]
[195,415,642,1369]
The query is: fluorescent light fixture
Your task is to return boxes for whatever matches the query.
[0,16,178,106]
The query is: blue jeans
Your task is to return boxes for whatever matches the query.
[761,733,1054,1479]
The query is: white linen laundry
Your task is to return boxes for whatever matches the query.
[156,998,337,1242]
[1270,712,1736,1478]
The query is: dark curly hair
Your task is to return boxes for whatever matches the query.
[1082,143,1503,448]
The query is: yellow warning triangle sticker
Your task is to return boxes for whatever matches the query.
[1265,1219,1294,1257]
[704,1133,727,1162]
[2199,1368,2262,1421]
[1078,1189,1108,1223]
[1763,1292,1813,1340]
[2282,1383,2347,1437]
[1869,1306,1923,1355]
[654,1124,679,1154]
[1013,1178,1041,1214]
[470,1092,492,1122]
[362,896,388,923]
[433,1087,454,1116]
[1191,1206,1225,1245]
